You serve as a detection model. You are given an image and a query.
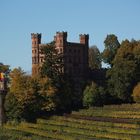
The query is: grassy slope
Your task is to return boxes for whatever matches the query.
[1,104,140,140]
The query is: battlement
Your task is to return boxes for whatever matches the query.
[31,33,41,39]
[79,34,89,44]
[56,31,67,37]
[31,33,42,47]
[31,32,89,77]
[79,34,89,39]
[55,32,67,46]
[56,31,67,40]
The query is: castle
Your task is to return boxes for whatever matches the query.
[31,32,89,81]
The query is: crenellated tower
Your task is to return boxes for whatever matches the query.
[54,31,67,53]
[31,32,89,79]
[79,34,89,46]
[31,32,89,104]
[31,33,41,76]
[79,34,89,74]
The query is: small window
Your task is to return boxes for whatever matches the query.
[40,58,43,63]
[57,49,59,53]
[78,68,81,74]
[34,58,35,64]
[69,68,72,74]
[69,58,72,63]
[32,57,36,64]
[79,58,81,63]
[60,48,63,53]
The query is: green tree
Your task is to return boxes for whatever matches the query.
[102,34,120,66]
[83,82,105,107]
[107,60,136,102]
[40,41,63,83]
[133,41,140,81]
[89,45,101,69]
[56,76,74,111]
[107,40,140,102]
[5,92,22,121]
[40,42,74,112]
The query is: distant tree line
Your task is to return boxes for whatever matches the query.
[84,35,140,107]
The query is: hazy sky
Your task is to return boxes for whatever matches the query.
[0,0,140,71]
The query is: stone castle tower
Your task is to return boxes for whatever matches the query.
[31,33,43,76]
[31,32,89,79]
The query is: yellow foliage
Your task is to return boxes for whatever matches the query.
[39,77,57,97]
[132,83,140,103]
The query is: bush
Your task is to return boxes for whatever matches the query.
[83,82,105,107]
[5,92,23,121]
[132,83,140,103]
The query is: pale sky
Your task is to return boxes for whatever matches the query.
[0,0,140,71]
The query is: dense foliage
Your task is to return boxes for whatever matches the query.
[106,40,140,102]
[5,42,74,121]
[40,41,63,83]
[3,34,140,122]
[5,68,42,121]
[84,36,140,107]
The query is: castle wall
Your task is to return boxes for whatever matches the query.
[31,32,89,80]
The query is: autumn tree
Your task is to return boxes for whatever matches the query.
[89,45,101,69]
[5,68,41,121]
[0,63,10,73]
[102,34,120,66]
[39,76,58,112]
[132,83,140,103]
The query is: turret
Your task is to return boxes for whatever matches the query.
[31,33,41,76]
[55,32,67,48]
[79,34,89,46]
[31,33,41,47]
[79,34,89,76]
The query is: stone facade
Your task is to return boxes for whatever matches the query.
[31,33,42,76]
[31,32,89,79]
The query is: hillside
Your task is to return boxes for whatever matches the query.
[1,104,140,140]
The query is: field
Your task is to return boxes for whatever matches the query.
[1,104,140,140]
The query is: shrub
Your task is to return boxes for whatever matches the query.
[83,82,105,107]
